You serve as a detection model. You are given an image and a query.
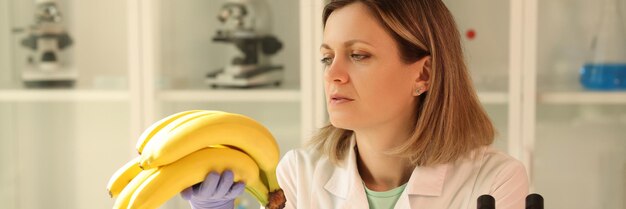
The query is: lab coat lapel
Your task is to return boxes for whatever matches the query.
[393,163,448,209]
[323,136,370,208]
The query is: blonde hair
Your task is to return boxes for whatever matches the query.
[308,0,495,167]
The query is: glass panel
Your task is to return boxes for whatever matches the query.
[534,105,626,209]
[1,0,12,88]
[0,103,18,209]
[537,0,626,92]
[445,0,511,154]
[157,0,300,90]
[444,0,510,92]
[0,102,131,209]
[484,104,509,152]
[5,0,128,90]
[536,1,626,208]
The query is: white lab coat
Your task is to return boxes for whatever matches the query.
[275,136,529,209]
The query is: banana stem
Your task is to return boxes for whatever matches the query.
[267,189,286,209]
[263,168,281,192]
[244,178,286,209]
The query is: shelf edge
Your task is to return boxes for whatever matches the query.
[478,92,509,104]
[539,92,626,104]
[157,90,301,102]
[0,90,130,102]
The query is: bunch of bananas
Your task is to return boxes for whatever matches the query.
[107,110,286,209]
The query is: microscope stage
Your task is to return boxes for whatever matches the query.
[205,68,283,88]
[22,67,77,82]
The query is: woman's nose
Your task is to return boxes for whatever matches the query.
[324,58,349,84]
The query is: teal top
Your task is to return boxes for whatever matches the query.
[364,183,408,209]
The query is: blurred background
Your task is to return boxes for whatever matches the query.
[0,0,625,208]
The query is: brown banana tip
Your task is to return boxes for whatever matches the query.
[266,189,286,209]
[108,190,112,198]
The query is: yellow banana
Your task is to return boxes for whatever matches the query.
[138,112,283,194]
[135,110,203,154]
[112,168,157,209]
[128,147,270,209]
[138,110,222,156]
[107,156,143,198]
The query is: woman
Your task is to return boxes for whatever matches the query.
[182,0,529,208]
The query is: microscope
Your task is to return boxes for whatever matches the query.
[19,0,75,87]
[206,0,284,88]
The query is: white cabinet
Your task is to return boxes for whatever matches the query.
[529,0,626,208]
[1,0,625,209]
[1,0,322,207]
[1,0,134,208]
[449,0,626,208]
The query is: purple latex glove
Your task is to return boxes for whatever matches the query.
[181,170,246,209]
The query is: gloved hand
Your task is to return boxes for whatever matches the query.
[181,170,246,209]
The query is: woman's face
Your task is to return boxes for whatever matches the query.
[322,2,428,130]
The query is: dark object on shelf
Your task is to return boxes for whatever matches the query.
[24,80,75,88]
[525,193,544,209]
[476,193,544,209]
[477,194,495,209]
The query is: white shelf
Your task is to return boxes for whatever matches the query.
[157,89,301,102]
[539,92,626,104]
[0,90,130,102]
[478,92,509,104]
[476,91,626,105]
[156,91,509,104]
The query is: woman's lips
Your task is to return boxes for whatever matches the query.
[330,97,354,105]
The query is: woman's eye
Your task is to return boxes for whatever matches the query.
[350,54,369,61]
[320,57,333,65]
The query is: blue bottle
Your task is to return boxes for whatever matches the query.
[580,63,626,90]
[580,0,626,91]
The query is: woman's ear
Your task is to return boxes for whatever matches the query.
[412,56,431,96]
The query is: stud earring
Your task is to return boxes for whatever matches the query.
[415,87,424,96]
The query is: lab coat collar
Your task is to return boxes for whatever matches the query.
[405,162,448,196]
[323,135,448,199]
[323,134,361,199]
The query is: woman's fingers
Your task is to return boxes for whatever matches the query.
[197,172,221,197]
[213,170,235,198]
[225,182,246,199]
